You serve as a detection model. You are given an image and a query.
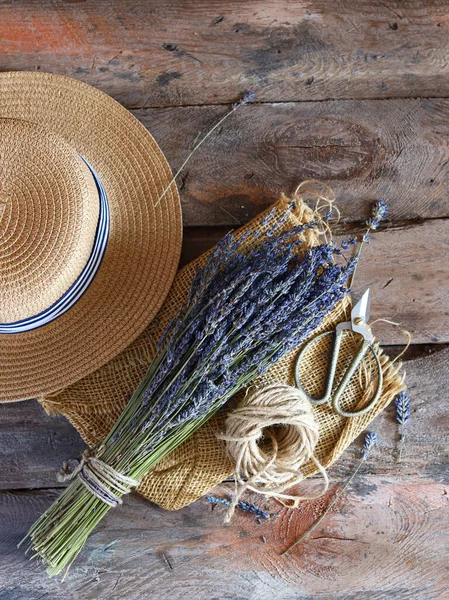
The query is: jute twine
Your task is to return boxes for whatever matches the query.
[220,383,328,521]
[58,449,139,508]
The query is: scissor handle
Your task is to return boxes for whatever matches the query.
[295,330,384,418]
[295,329,344,405]
[332,341,384,417]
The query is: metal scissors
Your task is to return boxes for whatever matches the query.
[294,289,383,417]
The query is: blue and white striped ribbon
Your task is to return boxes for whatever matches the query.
[0,158,110,334]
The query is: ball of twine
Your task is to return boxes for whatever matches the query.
[219,383,328,521]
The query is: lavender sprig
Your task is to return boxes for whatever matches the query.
[361,431,378,459]
[205,495,278,522]
[350,200,388,288]
[282,431,378,556]
[156,90,255,207]
[232,89,256,109]
[365,200,388,235]
[395,390,411,424]
[395,391,411,461]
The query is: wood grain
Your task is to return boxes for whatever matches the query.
[2,0,449,108]
[140,99,449,226]
[1,476,447,599]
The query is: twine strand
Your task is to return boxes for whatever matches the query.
[57,449,139,508]
[368,318,411,365]
[291,180,339,245]
[218,383,328,521]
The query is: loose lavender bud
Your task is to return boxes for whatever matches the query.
[341,237,358,251]
[366,200,388,231]
[232,89,256,109]
[395,391,411,424]
[237,500,271,521]
[205,495,273,521]
[361,431,378,459]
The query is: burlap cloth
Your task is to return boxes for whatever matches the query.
[40,196,405,510]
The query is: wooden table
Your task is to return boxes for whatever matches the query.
[1,2,448,598]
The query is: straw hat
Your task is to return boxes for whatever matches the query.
[0,72,182,402]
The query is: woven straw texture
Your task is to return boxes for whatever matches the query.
[0,72,182,402]
[0,119,99,322]
[41,196,405,510]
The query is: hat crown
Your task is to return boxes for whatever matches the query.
[0,119,99,323]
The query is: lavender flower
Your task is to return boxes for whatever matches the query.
[341,237,357,251]
[366,200,388,231]
[205,495,276,522]
[350,201,388,287]
[232,89,256,109]
[395,391,411,424]
[395,390,411,461]
[361,431,378,459]
[362,200,388,244]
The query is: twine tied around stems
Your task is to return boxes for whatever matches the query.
[57,449,139,507]
[218,383,328,521]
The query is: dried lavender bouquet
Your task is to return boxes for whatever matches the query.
[22,201,357,576]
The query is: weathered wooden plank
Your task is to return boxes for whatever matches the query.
[1,342,448,492]
[139,99,449,226]
[349,219,449,345]
[1,475,447,599]
[0,401,84,490]
[181,220,449,345]
[2,0,449,108]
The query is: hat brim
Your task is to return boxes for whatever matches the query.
[0,72,182,401]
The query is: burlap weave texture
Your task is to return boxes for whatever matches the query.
[41,196,405,510]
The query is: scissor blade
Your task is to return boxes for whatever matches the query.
[352,288,371,323]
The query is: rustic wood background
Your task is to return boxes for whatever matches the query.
[1,1,448,598]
